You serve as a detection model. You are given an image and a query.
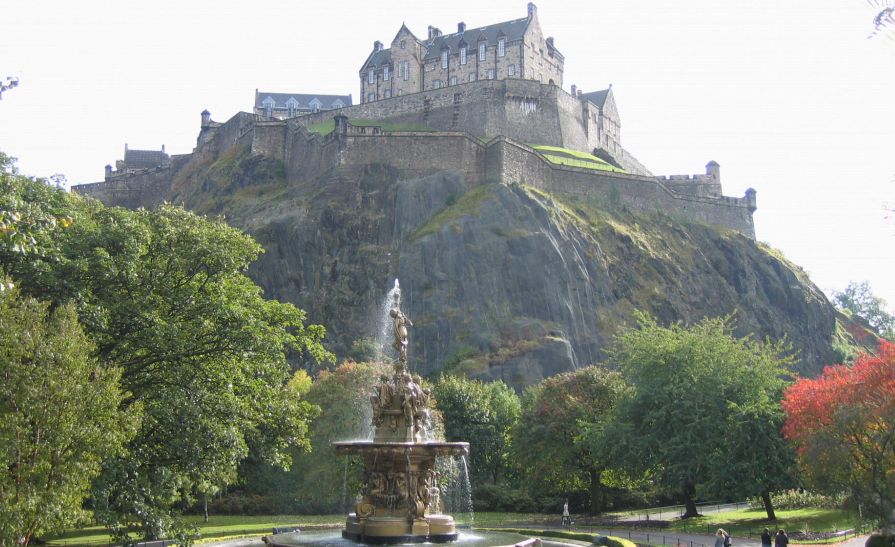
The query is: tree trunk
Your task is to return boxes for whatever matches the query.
[589,468,604,515]
[681,481,699,518]
[204,493,209,523]
[761,490,776,521]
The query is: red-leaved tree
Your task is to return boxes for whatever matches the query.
[782,340,895,530]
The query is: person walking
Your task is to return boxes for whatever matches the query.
[715,529,730,547]
[761,528,772,547]
[562,499,571,526]
[775,529,789,547]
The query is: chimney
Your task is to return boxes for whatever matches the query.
[161,144,166,153]
[527,2,537,19]
[546,37,554,48]
[458,22,466,33]
[571,84,576,96]
[374,40,383,51]
[428,26,441,39]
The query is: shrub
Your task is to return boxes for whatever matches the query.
[472,484,538,512]
[749,490,847,510]
[866,535,895,547]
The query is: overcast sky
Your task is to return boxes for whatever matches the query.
[2,0,894,310]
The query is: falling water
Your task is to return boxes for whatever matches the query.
[440,455,474,527]
[377,279,402,363]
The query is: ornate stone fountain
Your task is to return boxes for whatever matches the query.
[333,281,469,543]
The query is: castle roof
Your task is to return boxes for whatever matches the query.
[579,88,611,108]
[422,17,530,60]
[124,147,168,169]
[255,92,352,111]
[365,48,392,68]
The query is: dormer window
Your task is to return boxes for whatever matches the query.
[498,37,506,57]
[368,68,375,84]
[262,96,275,119]
[309,98,322,113]
[286,97,299,117]
[478,41,486,61]
[460,46,467,65]
[441,49,449,69]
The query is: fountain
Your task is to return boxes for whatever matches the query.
[333,280,469,543]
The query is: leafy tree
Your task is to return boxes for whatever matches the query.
[604,314,796,519]
[0,167,331,541]
[432,375,520,485]
[833,281,895,340]
[0,286,138,546]
[292,361,391,512]
[511,366,628,514]
[782,340,895,531]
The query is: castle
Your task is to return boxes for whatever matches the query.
[74,3,757,238]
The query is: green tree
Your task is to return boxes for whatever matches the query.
[432,375,520,485]
[293,361,391,512]
[511,366,628,514]
[833,281,895,339]
[0,168,331,541]
[0,286,138,547]
[604,314,796,519]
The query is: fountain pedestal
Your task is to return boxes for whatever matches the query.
[334,282,469,543]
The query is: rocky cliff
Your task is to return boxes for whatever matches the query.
[123,143,871,389]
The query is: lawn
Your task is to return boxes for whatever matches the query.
[664,507,864,541]
[45,514,345,545]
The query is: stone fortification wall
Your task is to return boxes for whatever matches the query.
[290,79,652,174]
[73,158,184,209]
[494,138,755,237]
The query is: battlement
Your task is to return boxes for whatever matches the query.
[74,111,756,238]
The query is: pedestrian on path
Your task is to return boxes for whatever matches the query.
[774,529,788,547]
[716,529,731,547]
[761,528,772,547]
[562,499,571,526]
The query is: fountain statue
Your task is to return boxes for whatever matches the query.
[333,280,469,543]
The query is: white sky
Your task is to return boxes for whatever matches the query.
[2,0,894,309]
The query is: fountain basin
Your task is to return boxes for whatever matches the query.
[264,529,559,547]
[333,441,469,458]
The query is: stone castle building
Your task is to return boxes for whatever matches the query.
[76,3,757,239]
[360,3,561,103]
[253,90,352,120]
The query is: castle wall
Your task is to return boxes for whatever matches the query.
[493,138,755,237]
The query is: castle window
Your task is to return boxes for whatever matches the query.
[367,92,375,102]
[441,49,448,69]
[460,46,467,65]
[398,90,403,96]
[400,40,406,49]
[469,73,476,82]
[433,79,442,89]
[478,42,486,61]
[402,61,410,81]
[385,89,392,98]
[486,68,495,80]
[498,38,506,57]
[368,68,375,84]
[449,75,458,86]
[383,66,390,81]
[508,64,516,76]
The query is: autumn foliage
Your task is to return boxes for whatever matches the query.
[782,340,895,528]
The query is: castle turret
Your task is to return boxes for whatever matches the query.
[104,164,112,181]
[528,2,538,19]
[745,188,757,213]
[706,160,720,181]
[201,109,211,128]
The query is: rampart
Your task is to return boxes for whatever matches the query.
[290,79,651,176]
[74,104,756,238]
